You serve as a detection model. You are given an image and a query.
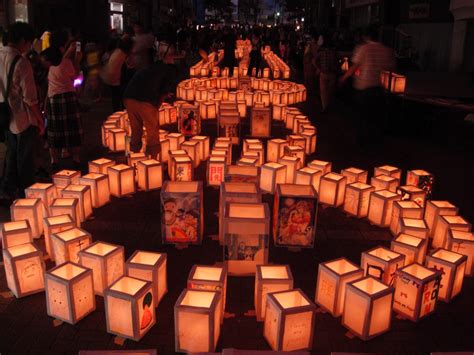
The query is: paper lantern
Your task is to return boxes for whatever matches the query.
[224,165,259,184]
[295,167,323,194]
[343,182,374,218]
[167,133,185,151]
[371,174,399,192]
[43,214,75,261]
[168,149,188,173]
[237,100,247,118]
[396,185,426,207]
[272,104,285,121]
[263,289,316,351]
[406,169,434,198]
[88,158,115,174]
[425,249,466,302]
[200,101,217,120]
[190,135,210,161]
[393,263,441,321]
[237,157,258,167]
[319,173,347,207]
[136,159,162,191]
[374,165,401,180]
[78,241,125,296]
[11,198,44,238]
[223,202,270,276]
[24,182,57,212]
[242,138,260,153]
[315,258,364,317]
[50,197,81,227]
[174,289,222,353]
[432,215,471,249]
[390,73,406,93]
[389,200,424,236]
[181,140,201,168]
[300,131,317,154]
[210,149,228,164]
[244,91,254,106]
[61,185,93,222]
[391,233,427,265]
[367,190,401,227]
[1,220,32,249]
[255,265,293,321]
[247,143,265,166]
[278,156,299,184]
[214,141,232,164]
[293,116,310,134]
[52,170,81,192]
[251,107,272,137]
[127,152,147,171]
[101,122,117,147]
[380,70,390,89]
[361,246,405,284]
[79,173,110,208]
[125,250,167,306]
[274,184,318,248]
[3,243,45,298]
[45,262,95,324]
[341,167,368,184]
[398,218,429,239]
[342,277,394,340]
[425,200,458,237]
[308,160,332,175]
[52,227,92,265]
[170,156,194,181]
[108,128,127,152]
[285,110,299,130]
[447,230,474,276]
[104,276,155,341]
[284,145,305,168]
[108,164,135,197]
[260,163,286,194]
[160,139,169,163]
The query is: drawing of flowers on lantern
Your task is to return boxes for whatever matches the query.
[140,292,153,330]
[278,198,314,247]
[163,196,199,243]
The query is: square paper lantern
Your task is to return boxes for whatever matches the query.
[88,158,115,174]
[432,215,471,249]
[43,214,75,261]
[108,128,127,152]
[79,241,125,296]
[168,149,188,173]
[52,227,92,265]
[223,202,270,276]
[250,107,271,137]
[390,73,406,93]
[167,133,185,151]
[104,276,155,341]
[295,167,323,194]
[171,156,194,182]
[319,173,347,207]
[284,145,305,168]
[447,230,474,276]
[11,198,44,238]
[224,165,259,184]
[315,258,364,317]
[397,185,427,207]
[342,277,394,340]
[24,182,57,212]
[108,164,136,197]
[61,185,93,222]
[361,247,405,285]
[1,220,32,249]
[274,184,318,248]
[3,243,45,298]
[425,201,459,237]
[389,200,424,236]
[79,173,110,208]
[343,183,374,218]
[399,218,429,239]
[207,156,226,187]
[263,289,316,352]
[367,190,401,227]
[391,233,427,265]
[247,144,265,166]
[288,135,306,151]
[260,162,286,194]
[190,135,210,161]
[341,167,368,184]
[53,170,81,192]
[278,156,299,184]
[393,263,441,322]
[425,249,467,302]
[308,160,332,175]
[237,157,258,167]
[101,122,117,147]
[50,198,81,227]
[45,262,95,324]
[374,165,401,180]
[181,140,201,168]
[126,251,167,306]
[273,104,286,121]
[301,131,317,154]
[255,265,294,321]
[174,289,222,353]
[137,159,162,191]
[127,152,147,170]
[237,100,247,118]
[200,101,217,119]
[406,169,434,198]
[371,174,399,192]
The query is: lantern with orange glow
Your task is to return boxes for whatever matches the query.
[361,246,405,284]
[447,230,474,276]
[101,122,117,147]
[260,163,286,194]
[196,87,208,101]
[308,160,332,175]
[284,145,305,168]
[406,169,434,199]
[424,200,458,237]
[127,152,147,171]
[319,173,347,207]
[108,164,135,197]
[51,227,92,265]
[50,198,81,226]
[293,116,310,134]
[251,107,272,137]
[371,174,399,192]
[390,73,406,93]
[224,165,259,184]
[391,233,427,265]
[278,156,299,184]
[43,214,75,261]
[214,141,232,164]
[272,104,285,121]
[237,157,258,167]
[267,139,288,163]
[389,200,424,236]
[396,185,427,207]
[295,167,322,193]
[11,198,44,238]
[79,173,110,208]
[315,258,364,317]
[380,70,390,89]
[61,185,93,222]
[263,289,316,352]
[237,100,247,118]
[343,182,374,218]
[52,170,81,192]
[247,143,265,165]
[160,138,170,163]
[24,183,57,212]
[398,218,429,239]
[45,262,95,324]
[168,149,188,173]
[136,159,162,191]
[200,101,217,120]
[300,130,317,154]
[207,156,226,187]
[393,263,441,322]
[1,220,32,249]
[374,165,401,180]
[190,136,210,161]
[108,128,127,152]
[181,140,201,168]
[170,156,194,181]
[78,241,125,296]
[432,215,471,249]
[342,276,394,340]
[167,133,185,151]
[367,190,401,227]
[341,167,368,184]
[88,158,115,174]
[125,250,167,306]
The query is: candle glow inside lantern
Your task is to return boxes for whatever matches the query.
[393,263,441,321]
[224,165,259,184]
[300,131,317,154]
[137,159,162,191]
[425,200,459,237]
[78,241,125,296]
[315,258,364,317]
[52,170,81,192]
[391,233,427,265]
[361,246,405,284]
[167,133,185,151]
[398,218,430,239]
[255,264,294,321]
[171,156,194,181]
[342,276,394,340]
[425,249,466,302]
[432,215,471,249]
[406,169,434,198]
[88,158,115,174]
[250,107,272,137]
[181,140,201,168]
[104,276,155,341]
[260,163,286,194]
[79,173,110,208]
[108,164,136,197]
[174,289,222,353]
[295,167,323,194]
[371,174,399,192]
[341,167,368,184]
[24,182,57,212]
[45,262,96,324]
[284,145,305,168]
[343,182,374,218]
[267,139,288,163]
[3,243,45,298]
[43,214,75,261]
[319,173,347,207]
[61,185,93,222]
[1,220,32,249]
[374,165,401,180]
[278,156,299,184]
[200,101,217,119]
[190,135,210,161]
[207,156,226,187]
[107,128,127,152]
[368,190,401,227]
[447,230,474,276]
[11,198,44,238]
[272,104,286,121]
[127,152,147,170]
[263,289,316,352]
[50,198,81,227]
[390,200,424,236]
[308,160,332,175]
[125,250,167,306]
[51,227,92,265]
[397,185,427,207]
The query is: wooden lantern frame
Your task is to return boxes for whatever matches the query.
[108,164,136,197]
[61,184,93,222]
[137,159,162,191]
[260,162,286,194]
[390,200,424,236]
[50,198,81,227]
[319,172,347,207]
[367,190,401,227]
[52,227,92,265]
[424,200,459,237]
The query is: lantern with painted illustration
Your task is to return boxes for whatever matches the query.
[396,185,427,207]
[43,214,75,261]
[319,173,347,207]
[3,243,45,298]
[447,230,474,276]
[361,246,405,284]
[255,265,293,322]
[1,220,32,249]
[389,200,424,236]
[343,183,374,218]
[272,104,285,121]
[424,201,458,237]
[190,136,210,161]
[61,185,93,222]
[432,215,471,249]
[342,277,394,340]
[267,139,288,163]
[79,173,110,208]
[11,198,44,238]
[52,227,92,265]
[374,165,401,180]
[393,263,441,321]
[308,160,332,175]
[136,159,162,191]
[125,251,167,306]
[300,130,317,154]
[284,145,305,168]
[263,289,316,352]
[78,241,125,296]
[371,174,399,192]
[278,156,299,184]
[367,190,401,227]
[398,218,429,239]
[315,258,364,317]
[391,233,427,265]
[108,128,127,152]
[207,156,226,187]
[174,289,222,353]
[406,169,434,198]
[108,164,135,197]
[45,262,95,324]
[295,167,322,193]
[24,183,57,211]
[88,158,115,174]
[260,163,286,194]
[52,170,81,191]
[341,167,368,184]
[181,140,201,168]
[50,198,81,226]
[104,276,155,341]
[251,107,271,137]
[167,133,185,151]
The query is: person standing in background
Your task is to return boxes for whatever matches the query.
[303,32,320,96]
[315,34,338,112]
[247,30,262,77]
[131,22,154,71]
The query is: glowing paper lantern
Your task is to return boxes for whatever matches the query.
[108,128,127,152]
[300,131,317,154]
[61,185,93,222]
[224,165,259,184]
[398,218,429,239]
[3,243,45,298]
[308,160,332,175]
[396,185,427,207]
[425,200,458,237]
[284,145,305,168]
[43,214,75,261]
[295,167,323,193]
[207,156,226,187]
[214,141,232,164]
[237,157,258,167]
[374,165,401,180]
[341,167,368,184]
[125,250,167,306]
[319,173,347,207]
[247,143,265,166]
[278,156,299,184]
[237,100,247,118]
[200,101,217,119]
[167,133,185,151]
[250,107,272,137]
[260,163,286,193]
[101,122,117,147]
[263,289,316,351]
[168,149,188,174]
[11,198,44,238]
[389,200,424,236]
[127,152,147,171]
[342,276,394,340]
[406,169,434,198]
[393,263,441,321]
[181,140,201,168]
[361,246,405,284]
[108,164,135,197]
[50,198,81,227]
[24,182,57,212]
[255,264,293,321]
[391,233,427,265]
[315,258,364,317]
[432,215,471,249]
[371,174,399,192]
[447,230,474,276]
[170,156,194,181]
[390,73,406,93]
[52,170,81,192]
[272,104,285,121]
[1,220,32,249]
[45,262,95,324]
[174,289,222,353]
[136,159,162,191]
[293,116,310,134]
[343,182,374,218]
[88,158,115,174]
[160,139,170,163]
[190,135,210,161]
[367,190,401,227]
[52,227,92,265]
[79,173,110,208]
[78,241,125,296]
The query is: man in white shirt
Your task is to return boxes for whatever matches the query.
[0,22,44,199]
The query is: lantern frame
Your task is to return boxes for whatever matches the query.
[260,162,286,194]
[10,198,44,239]
[374,165,401,180]
[367,190,401,227]
[79,173,110,208]
[224,165,259,184]
[446,229,474,276]
[398,217,430,239]
[278,156,299,184]
[51,227,92,265]
[61,184,93,222]
[341,167,368,184]
[396,185,426,207]
[319,172,347,207]
[432,215,471,249]
[1,220,32,250]
[389,200,424,236]
[343,182,374,218]
[250,107,272,137]
[137,159,162,191]
[391,233,427,265]
[425,200,459,237]
[361,246,405,285]
[207,156,227,187]
[308,160,332,175]
[24,182,57,212]
[108,164,136,197]
[88,158,115,175]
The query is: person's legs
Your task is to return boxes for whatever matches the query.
[139,102,161,160]
[17,125,38,193]
[124,99,144,154]
[2,130,19,195]
[110,85,122,112]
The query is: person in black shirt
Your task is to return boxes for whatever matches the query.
[221,29,236,77]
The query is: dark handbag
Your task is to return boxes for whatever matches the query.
[0,55,21,131]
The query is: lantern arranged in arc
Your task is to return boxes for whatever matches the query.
[108,164,136,198]
[391,233,427,265]
[367,189,401,227]
[61,184,93,222]
[260,162,286,194]
[43,214,75,261]
[406,169,434,198]
[319,172,347,207]
[10,198,44,239]
[224,165,259,184]
[446,229,474,276]
[424,200,458,237]
[127,152,147,170]
[52,227,92,265]
[137,159,162,191]
[88,158,115,175]
[190,135,210,161]
[308,160,332,175]
[207,156,226,187]
[167,133,185,151]
[341,167,368,184]
[107,128,127,152]
[315,258,364,317]
[79,173,110,208]
[300,130,317,154]
[374,165,401,180]
[250,107,272,137]
[361,246,405,285]
[432,215,471,249]
[295,167,322,194]
[181,140,201,168]
[284,145,305,168]
[389,200,424,236]
[52,170,81,192]
[396,185,427,207]
[170,155,194,182]
[343,182,374,218]
[0,220,32,250]
[24,182,57,212]
[278,156,299,184]
[50,198,81,227]
[267,138,288,163]
[371,174,399,192]
[398,217,430,239]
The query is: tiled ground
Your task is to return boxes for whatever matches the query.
[0,90,473,355]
